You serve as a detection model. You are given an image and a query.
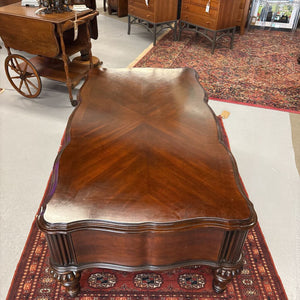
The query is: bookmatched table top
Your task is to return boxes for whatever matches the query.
[42,68,255,228]
[38,68,257,296]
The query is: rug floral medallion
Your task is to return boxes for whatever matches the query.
[7,223,287,300]
[134,29,300,113]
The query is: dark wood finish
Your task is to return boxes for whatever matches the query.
[0,2,98,105]
[0,0,19,7]
[128,0,178,45]
[37,68,257,297]
[108,0,128,17]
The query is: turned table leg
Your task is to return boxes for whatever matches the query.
[50,267,81,297]
[213,265,242,293]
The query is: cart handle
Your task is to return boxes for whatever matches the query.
[62,11,99,32]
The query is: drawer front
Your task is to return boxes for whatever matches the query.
[181,3,219,19]
[128,0,155,12]
[182,0,220,8]
[190,0,220,8]
[128,5,154,21]
[181,12,217,29]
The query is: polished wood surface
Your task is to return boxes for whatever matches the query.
[128,0,178,45]
[180,0,247,31]
[37,68,257,296]
[128,0,178,23]
[42,68,254,225]
[0,2,91,23]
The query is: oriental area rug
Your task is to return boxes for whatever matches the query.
[7,224,287,299]
[7,119,288,300]
[133,29,300,113]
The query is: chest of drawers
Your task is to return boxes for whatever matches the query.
[179,0,248,53]
[181,0,242,31]
[128,0,178,45]
[128,0,178,23]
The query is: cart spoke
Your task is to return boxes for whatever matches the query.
[24,79,33,96]
[26,78,38,91]
[8,62,22,74]
[19,78,24,91]
[10,75,22,79]
[13,57,23,75]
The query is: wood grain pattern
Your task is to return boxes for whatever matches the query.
[37,68,257,296]
[0,14,60,57]
[128,0,178,23]
[40,68,256,228]
[180,0,249,32]
[0,2,91,23]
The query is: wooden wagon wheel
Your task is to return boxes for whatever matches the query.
[5,54,42,98]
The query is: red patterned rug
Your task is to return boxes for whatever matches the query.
[6,118,287,299]
[134,29,300,113]
[7,223,287,299]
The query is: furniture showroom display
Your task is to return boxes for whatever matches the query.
[0,2,99,106]
[179,0,251,53]
[128,0,178,45]
[37,67,257,297]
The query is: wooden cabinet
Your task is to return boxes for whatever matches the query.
[107,0,128,17]
[179,0,250,53]
[180,0,248,31]
[236,0,251,34]
[128,0,178,23]
[128,0,178,45]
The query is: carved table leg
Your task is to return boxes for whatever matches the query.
[213,265,242,293]
[50,267,81,297]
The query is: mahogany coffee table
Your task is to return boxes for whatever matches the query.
[37,67,257,297]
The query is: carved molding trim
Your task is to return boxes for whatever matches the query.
[46,233,77,266]
[219,230,247,263]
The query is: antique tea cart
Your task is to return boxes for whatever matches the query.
[0,1,99,106]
